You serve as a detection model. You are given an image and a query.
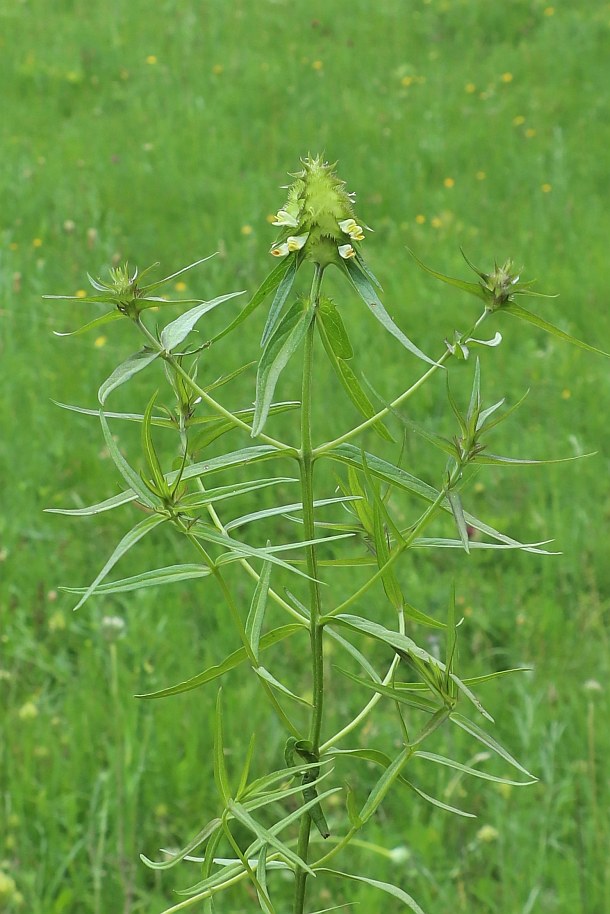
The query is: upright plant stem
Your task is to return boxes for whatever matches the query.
[293,264,324,914]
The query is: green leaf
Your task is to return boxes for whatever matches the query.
[318,297,353,359]
[135,625,303,699]
[246,560,272,663]
[317,297,393,441]
[99,410,158,508]
[414,751,536,786]
[211,256,293,345]
[160,291,244,352]
[225,495,359,532]
[334,668,439,714]
[450,712,535,778]
[447,491,470,554]
[253,298,314,436]
[359,746,410,823]
[329,444,556,554]
[316,869,426,914]
[503,302,610,357]
[343,258,438,367]
[189,402,298,453]
[404,778,474,818]
[474,451,595,466]
[144,255,217,293]
[61,563,211,595]
[178,477,297,512]
[51,400,174,428]
[236,734,257,800]
[261,253,300,347]
[53,310,123,337]
[142,392,171,497]
[98,348,160,405]
[140,817,222,871]
[71,514,167,611]
[408,247,488,303]
[254,666,312,707]
[227,801,315,876]
[46,445,281,517]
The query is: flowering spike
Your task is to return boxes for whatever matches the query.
[269,155,369,269]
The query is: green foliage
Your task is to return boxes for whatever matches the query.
[40,146,607,914]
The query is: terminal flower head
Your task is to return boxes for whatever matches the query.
[268,155,369,269]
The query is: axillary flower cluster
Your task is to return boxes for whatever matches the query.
[269,156,368,268]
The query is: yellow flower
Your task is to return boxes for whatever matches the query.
[544,6,555,15]
[431,216,443,229]
[18,701,38,720]
[212,63,223,75]
[443,177,455,189]
[338,243,356,259]
[94,335,107,348]
[174,281,187,292]
[512,115,525,126]
[312,60,323,71]
[33,237,43,248]
[415,214,426,224]
[465,82,476,93]
[240,224,253,236]
[146,55,157,65]
[477,825,499,843]
[75,289,87,298]
[475,170,486,181]
[501,72,513,83]
[541,183,552,193]
[525,128,536,138]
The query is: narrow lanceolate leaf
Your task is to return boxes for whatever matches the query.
[254,666,312,707]
[246,559,272,662]
[211,256,293,345]
[503,302,610,357]
[135,624,304,699]
[178,477,297,512]
[228,801,315,876]
[160,291,244,352]
[329,444,555,554]
[408,247,488,303]
[414,751,536,786]
[450,712,535,778]
[328,615,492,721]
[317,301,393,441]
[53,310,123,337]
[343,257,438,367]
[255,845,275,914]
[142,392,170,497]
[253,298,314,436]
[334,668,439,714]
[61,563,211,595]
[99,410,158,508]
[317,869,426,914]
[71,514,167,611]
[473,451,595,466]
[447,491,470,553]
[318,297,353,358]
[140,817,222,870]
[404,779,474,818]
[98,348,160,405]
[225,495,360,532]
[261,253,300,347]
[359,746,410,824]
[46,445,281,517]
[51,400,174,427]
[144,255,217,293]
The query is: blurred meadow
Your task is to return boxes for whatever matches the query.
[1,1,609,912]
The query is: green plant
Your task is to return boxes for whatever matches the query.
[47,156,607,914]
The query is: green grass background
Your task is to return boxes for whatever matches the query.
[1,1,609,912]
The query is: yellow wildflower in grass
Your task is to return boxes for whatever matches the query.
[501,72,513,83]
[512,115,525,126]
[18,700,38,720]
[94,335,107,348]
[75,289,87,298]
[146,55,157,65]
[431,216,443,229]
[541,183,552,193]
[477,825,499,843]
[212,64,223,75]
[525,128,536,138]
[401,75,414,87]
[476,170,487,181]
[48,610,66,633]
[443,177,455,188]
[33,238,43,248]
[544,6,555,15]
[465,82,476,93]
[415,214,426,224]
[240,224,253,236]
[312,60,323,71]
[174,281,187,292]
[561,388,571,399]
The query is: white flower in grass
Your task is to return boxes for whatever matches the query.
[286,233,309,252]
[272,208,300,227]
[339,218,365,241]
[338,243,356,259]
